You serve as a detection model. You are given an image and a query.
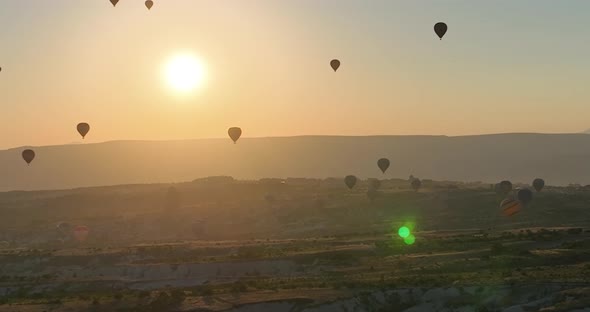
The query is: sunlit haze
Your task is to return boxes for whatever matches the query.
[164,53,206,93]
[2,2,590,310]
[1,1,590,149]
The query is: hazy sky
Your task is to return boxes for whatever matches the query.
[1,1,590,149]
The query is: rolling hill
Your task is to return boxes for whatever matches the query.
[1,133,590,191]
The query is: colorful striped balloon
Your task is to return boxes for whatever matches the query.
[500,197,522,217]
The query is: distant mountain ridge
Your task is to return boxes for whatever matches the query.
[1,133,590,191]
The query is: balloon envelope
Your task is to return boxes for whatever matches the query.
[434,22,448,39]
[500,197,522,217]
[228,127,242,143]
[494,183,502,194]
[499,181,512,194]
[377,158,390,173]
[77,123,90,139]
[110,0,119,6]
[517,189,533,206]
[22,149,35,164]
[533,178,545,192]
[330,59,340,72]
[145,0,153,9]
[73,226,89,241]
[344,175,357,189]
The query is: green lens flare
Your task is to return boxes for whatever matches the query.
[398,226,410,238]
[404,234,416,245]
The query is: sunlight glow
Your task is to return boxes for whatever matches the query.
[164,54,206,93]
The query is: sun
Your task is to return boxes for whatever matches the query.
[164,54,206,93]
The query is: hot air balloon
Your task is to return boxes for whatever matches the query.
[368,178,381,191]
[110,0,119,7]
[377,158,390,174]
[434,22,447,40]
[533,178,545,192]
[228,127,242,144]
[500,197,522,217]
[499,180,512,194]
[411,178,422,191]
[494,183,502,194]
[73,226,89,242]
[330,59,340,72]
[517,189,533,206]
[145,0,153,9]
[344,175,357,189]
[77,123,90,139]
[22,149,35,165]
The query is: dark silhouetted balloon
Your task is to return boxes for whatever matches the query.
[344,175,357,189]
[77,123,90,139]
[377,158,390,174]
[110,0,119,7]
[533,178,545,192]
[411,178,422,191]
[228,127,242,144]
[22,149,35,165]
[145,0,153,9]
[494,183,502,194]
[73,226,89,242]
[434,22,447,40]
[500,197,522,217]
[368,178,381,191]
[517,189,533,206]
[330,59,340,72]
[499,180,512,194]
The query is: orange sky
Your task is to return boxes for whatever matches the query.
[1,1,590,149]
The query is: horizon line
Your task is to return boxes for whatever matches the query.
[3,131,588,151]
